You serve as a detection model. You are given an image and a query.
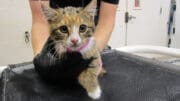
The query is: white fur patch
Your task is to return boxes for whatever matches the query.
[68,25,81,46]
[88,86,102,99]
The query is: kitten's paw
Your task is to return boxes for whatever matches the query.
[88,86,101,100]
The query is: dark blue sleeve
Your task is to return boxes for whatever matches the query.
[50,0,91,8]
[102,0,119,4]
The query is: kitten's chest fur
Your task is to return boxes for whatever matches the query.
[46,37,95,81]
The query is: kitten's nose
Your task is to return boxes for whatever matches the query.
[71,39,78,45]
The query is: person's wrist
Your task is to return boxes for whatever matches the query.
[93,35,105,52]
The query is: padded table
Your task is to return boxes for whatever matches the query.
[1,50,180,101]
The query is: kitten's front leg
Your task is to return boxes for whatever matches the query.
[78,67,101,100]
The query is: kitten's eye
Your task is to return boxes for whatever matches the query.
[59,25,68,33]
[79,24,87,33]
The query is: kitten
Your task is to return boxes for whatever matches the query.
[41,0,105,99]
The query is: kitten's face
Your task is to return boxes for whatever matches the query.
[42,3,96,50]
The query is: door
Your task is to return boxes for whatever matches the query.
[126,0,168,46]
[0,0,33,65]
[109,0,170,48]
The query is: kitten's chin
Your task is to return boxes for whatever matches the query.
[64,37,94,52]
[70,44,81,48]
[64,45,82,52]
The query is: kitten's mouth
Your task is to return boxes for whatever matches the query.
[63,39,91,52]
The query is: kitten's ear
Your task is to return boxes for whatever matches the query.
[83,0,97,17]
[41,4,58,22]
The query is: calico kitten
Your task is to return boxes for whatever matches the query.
[41,0,105,99]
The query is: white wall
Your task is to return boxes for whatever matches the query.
[108,0,126,48]
[0,0,33,65]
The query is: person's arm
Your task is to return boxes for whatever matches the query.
[29,0,50,56]
[94,1,118,51]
